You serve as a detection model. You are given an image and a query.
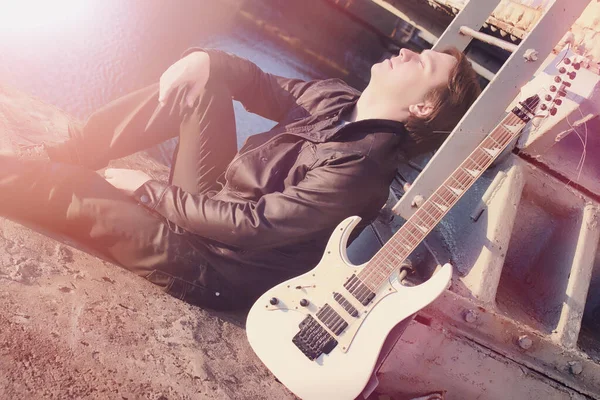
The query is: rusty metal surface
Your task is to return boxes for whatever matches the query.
[378,0,600,71]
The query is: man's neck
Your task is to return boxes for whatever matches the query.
[348,89,410,123]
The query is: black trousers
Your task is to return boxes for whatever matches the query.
[0,82,246,310]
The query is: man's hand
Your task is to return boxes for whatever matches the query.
[158,51,211,108]
[104,168,152,196]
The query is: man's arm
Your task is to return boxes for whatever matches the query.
[133,156,385,250]
[184,48,316,122]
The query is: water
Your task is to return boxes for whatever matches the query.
[0,0,387,148]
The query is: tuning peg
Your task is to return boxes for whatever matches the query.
[550,85,557,92]
[545,94,552,101]
[554,99,562,105]
[550,107,558,116]
[540,104,548,111]
[564,58,571,65]
[554,76,562,83]
[568,71,577,80]
[559,67,567,74]
[573,62,581,70]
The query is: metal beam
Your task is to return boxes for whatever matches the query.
[393,0,592,219]
[432,0,503,52]
[459,25,518,53]
[370,0,444,43]
[553,203,600,349]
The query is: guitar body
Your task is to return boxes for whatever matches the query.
[246,216,452,400]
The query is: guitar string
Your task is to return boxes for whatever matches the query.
[342,65,571,302]
[362,111,525,289]
[359,105,536,291]
[341,112,524,303]
[323,87,559,328]
[325,94,542,325]
[320,117,524,328]
[352,102,538,295]
[366,76,569,290]
[320,113,526,328]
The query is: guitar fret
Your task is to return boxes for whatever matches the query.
[420,206,438,222]
[414,212,431,226]
[467,156,485,169]
[462,166,479,177]
[449,175,468,189]
[353,105,530,292]
[502,123,522,135]
[446,185,463,196]
[481,147,501,158]
[431,200,449,213]
[404,223,423,242]
[486,134,502,147]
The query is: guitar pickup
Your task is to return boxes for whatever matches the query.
[333,292,359,317]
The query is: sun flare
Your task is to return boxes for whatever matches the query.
[0,0,89,33]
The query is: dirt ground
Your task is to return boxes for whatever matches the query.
[0,84,296,399]
[0,216,298,400]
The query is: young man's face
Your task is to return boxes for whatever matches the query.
[370,49,458,116]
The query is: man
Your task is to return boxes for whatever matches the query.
[0,47,480,310]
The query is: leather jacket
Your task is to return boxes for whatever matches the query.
[134,49,408,301]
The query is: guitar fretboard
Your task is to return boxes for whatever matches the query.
[357,111,529,290]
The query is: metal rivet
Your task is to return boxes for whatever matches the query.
[523,48,539,62]
[464,310,477,323]
[411,195,425,208]
[214,292,220,297]
[140,194,150,204]
[518,335,532,350]
[568,361,583,375]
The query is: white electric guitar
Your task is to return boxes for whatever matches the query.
[247,59,576,400]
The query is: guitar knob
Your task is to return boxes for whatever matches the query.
[269,297,279,305]
[300,299,310,307]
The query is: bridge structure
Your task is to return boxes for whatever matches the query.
[342,0,600,398]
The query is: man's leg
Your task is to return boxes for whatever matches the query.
[0,84,243,309]
[48,81,237,186]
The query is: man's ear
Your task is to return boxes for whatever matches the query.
[408,101,434,119]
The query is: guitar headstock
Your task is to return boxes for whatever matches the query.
[513,54,581,123]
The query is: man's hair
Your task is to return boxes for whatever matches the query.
[403,47,481,156]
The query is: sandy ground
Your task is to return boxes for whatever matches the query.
[0,218,297,400]
[0,84,297,399]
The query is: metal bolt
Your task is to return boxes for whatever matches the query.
[523,49,539,62]
[464,310,477,323]
[568,361,583,375]
[518,335,533,350]
[411,195,425,208]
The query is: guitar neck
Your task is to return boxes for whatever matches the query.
[358,106,534,290]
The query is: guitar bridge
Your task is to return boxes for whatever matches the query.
[292,315,338,360]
